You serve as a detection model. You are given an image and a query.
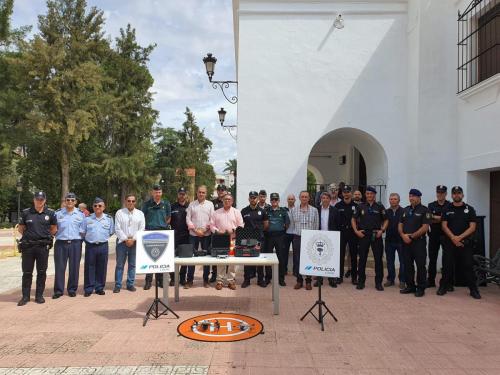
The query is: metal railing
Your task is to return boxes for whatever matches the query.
[457,0,499,93]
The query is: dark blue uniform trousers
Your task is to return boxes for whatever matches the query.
[54,240,82,295]
[84,242,108,293]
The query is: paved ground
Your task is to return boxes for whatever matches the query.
[0,229,499,374]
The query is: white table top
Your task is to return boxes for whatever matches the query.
[173,253,279,266]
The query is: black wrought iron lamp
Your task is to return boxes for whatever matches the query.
[217,107,237,140]
[203,53,238,104]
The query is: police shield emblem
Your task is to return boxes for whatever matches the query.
[142,232,169,262]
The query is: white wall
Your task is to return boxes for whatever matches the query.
[236,0,411,207]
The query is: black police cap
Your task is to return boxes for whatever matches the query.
[178,187,187,193]
[216,184,227,191]
[436,185,447,193]
[451,186,463,194]
[343,185,352,193]
[249,191,258,198]
[34,191,46,200]
[270,193,279,200]
[152,184,162,191]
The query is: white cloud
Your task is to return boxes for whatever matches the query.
[11,0,237,173]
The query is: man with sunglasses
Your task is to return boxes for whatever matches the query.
[265,193,290,286]
[399,189,431,297]
[17,191,57,306]
[438,186,481,299]
[113,194,145,293]
[427,185,450,288]
[352,186,388,291]
[53,192,85,299]
[241,191,270,288]
[81,197,114,297]
[142,184,171,290]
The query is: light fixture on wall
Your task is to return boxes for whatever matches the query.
[218,107,237,140]
[203,53,238,104]
[334,14,344,29]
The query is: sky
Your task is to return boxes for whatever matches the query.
[10,0,237,174]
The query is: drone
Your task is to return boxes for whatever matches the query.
[192,319,221,332]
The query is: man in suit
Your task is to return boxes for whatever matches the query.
[315,191,339,288]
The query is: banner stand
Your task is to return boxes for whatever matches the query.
[300,278,338,331]
[143,276,179,327]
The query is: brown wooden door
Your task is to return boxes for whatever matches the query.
[490,171,500,258]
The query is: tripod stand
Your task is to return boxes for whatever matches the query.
[143,274,179,326]
[300,277,337,331]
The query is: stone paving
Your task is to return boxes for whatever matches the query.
[0,233,499,374]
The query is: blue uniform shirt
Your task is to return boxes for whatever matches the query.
[55,207,85,240]
[81,213,114,243]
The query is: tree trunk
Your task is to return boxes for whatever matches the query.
[120,183,128,207]
[60,146,69,205]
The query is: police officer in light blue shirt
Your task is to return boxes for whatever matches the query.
[81,197,114,297]
[53,192,85,299]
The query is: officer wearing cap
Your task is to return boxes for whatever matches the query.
[438,186,481,299]
[352,186,388,291]
[141,184,171,289]
[398,189,432,297]
[265,193,290,286]
[427,185,450,288]
[334,185,359,285]
[53,192,85,299]
[170,187,193,288]
[80,197,114,297]
[212,184,227,211]
[17,191,57,306]
[241,191,269,288]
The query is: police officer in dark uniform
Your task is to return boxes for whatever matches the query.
[212,184,227,210]
[265,193,290,286]
[351,186,388,291]
[334,185,358,284]
[398,189,432,297]
[53,192,84,299]
[438,186,481,299]
[17,191,58,306]
[170,187,192,287]
[241,191,269,288]
[141,184,171,289]
[427,185,450,288]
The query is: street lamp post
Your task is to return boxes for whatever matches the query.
[16,181,22,223]
[217,107,237,140]
[203,53,238,104]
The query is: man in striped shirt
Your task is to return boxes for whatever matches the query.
[289,190,319,290]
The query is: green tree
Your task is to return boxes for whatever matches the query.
[223,158,237,201]
[99,24,158,202]
[154,108,216,202]
[17,0,110,202]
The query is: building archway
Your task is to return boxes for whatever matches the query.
[307,127,388,201]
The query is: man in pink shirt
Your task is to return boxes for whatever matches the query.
[210,193,244,290]
[186,185,215,287]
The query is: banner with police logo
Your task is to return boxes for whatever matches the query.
[299,230,340,277]
[136,230,175,274]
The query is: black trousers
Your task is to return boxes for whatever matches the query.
[84,242,108,293]
[340,230,358,279]
[266,231,286,281]
[403,237,427,290]
[21,245,49,297]
[427,234,446,283]
[357,234,384,284]
[54,240,82,295]
[284,233,294,274]
[292,235,312,283]
[440,237,477,291]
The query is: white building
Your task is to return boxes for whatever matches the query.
[232,0,500,256]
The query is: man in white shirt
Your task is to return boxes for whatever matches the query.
[187,185,215,287]
[113,194,145,292]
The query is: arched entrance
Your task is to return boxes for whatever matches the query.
[307,127,388,201]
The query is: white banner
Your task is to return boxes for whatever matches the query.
[136,230,175,274]
[299,230,340,277]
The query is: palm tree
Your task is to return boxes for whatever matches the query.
[223,159,237,178]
